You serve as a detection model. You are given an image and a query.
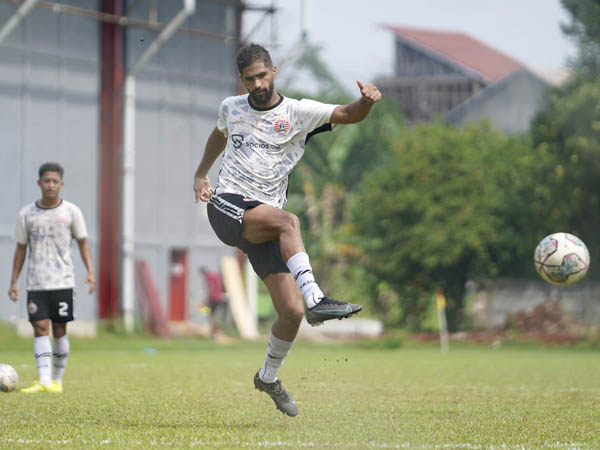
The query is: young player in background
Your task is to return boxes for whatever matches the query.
[193,44,381,416]
[8,162,95,393]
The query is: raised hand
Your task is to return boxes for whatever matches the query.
[357,80,382,105]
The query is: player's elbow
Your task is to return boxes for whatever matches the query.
[331,105,369,125]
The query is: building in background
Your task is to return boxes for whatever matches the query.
[445,67,550,134]
[378,26,554,133]
[0,0,246,334]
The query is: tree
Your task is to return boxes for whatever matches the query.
[284,99,404,302]
[351,121,545,330]
[560,0,600,80]
[278,40,407,303]
[529,0,600,278]
[561,0,600,45]
[530,79,600,277]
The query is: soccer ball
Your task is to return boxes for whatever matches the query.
[534,232,590,286]
[0,364,19,392]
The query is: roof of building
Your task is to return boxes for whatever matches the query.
[385,25,523,82]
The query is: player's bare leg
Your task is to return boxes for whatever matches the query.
[254,273,302,417]
[242,205,362,325]
[241,204,304,261]
[265,273,304,341]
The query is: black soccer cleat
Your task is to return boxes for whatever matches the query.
[254,372,299,417]
[305,296,362,327]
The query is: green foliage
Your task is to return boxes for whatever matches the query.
[561,0,600,45]
[532,0,600,278]
[530,76,600,277]
[283,98,404,311]
[279,38,599,333]
[351,121,546,330]
[560,0,600,76]
[279,41,351,101]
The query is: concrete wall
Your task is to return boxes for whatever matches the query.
[446,68,549,134]
[470,278,600,328]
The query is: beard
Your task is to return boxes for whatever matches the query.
[250,80,275,105]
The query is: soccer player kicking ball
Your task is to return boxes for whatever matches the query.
[8,162,95,393]
[193,44,381,417]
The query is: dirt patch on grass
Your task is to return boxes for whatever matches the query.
[412,300,595,345]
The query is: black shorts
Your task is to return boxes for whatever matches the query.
[207,193,290,280]
[27,289,75,323]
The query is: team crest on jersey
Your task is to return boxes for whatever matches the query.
[28,301,38,315]
[274,119,290,133]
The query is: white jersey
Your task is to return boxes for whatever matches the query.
[215,94,337,208]
[12,200,88,291]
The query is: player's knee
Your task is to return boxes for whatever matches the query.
[32,323,49,336]
[280,212,300,236]
[52,324,67,338]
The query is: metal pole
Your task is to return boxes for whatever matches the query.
[120,0,196,333]
[435,289,450,353]
[122,75,136,333]
[128,0,195,77]
[300,0,310,41]
[0,0,40,45]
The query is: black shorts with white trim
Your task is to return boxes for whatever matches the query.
[207,193,290,280]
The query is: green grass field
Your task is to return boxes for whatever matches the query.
[1,326,599,449]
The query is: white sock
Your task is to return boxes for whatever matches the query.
[52,335,69,383]
[258,333,293,383]
[286,252,324,308]
[34,336,52,386]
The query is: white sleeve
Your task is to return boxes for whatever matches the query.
[12,212,28,245]
[71,206,88,240]
[297,99,337,133]
[216,99,229,138]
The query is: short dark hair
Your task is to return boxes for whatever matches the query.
[38,162,64,179]
[236,43,273,73]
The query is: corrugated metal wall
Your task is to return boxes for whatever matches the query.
[125,0,239,322]
[0,0,100,323]
[0,0,240,326]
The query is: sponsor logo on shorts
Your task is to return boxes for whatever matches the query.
[28,301,38,315]
[274,119,290,133]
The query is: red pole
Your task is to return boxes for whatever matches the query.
[168,250,188,322]
[98,0,123,319]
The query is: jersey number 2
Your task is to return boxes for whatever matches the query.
[58,301,69,317]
